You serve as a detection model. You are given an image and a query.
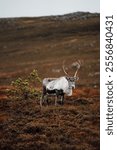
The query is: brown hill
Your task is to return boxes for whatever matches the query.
[0,12,100,87]
[0,12,100,150]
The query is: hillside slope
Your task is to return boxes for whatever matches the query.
[0,12,100,150]
[0,12,100,87]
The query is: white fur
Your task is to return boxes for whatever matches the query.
[46,77,73,96]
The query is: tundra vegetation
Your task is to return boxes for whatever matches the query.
[7,69,42,100]
[0,12,100,150]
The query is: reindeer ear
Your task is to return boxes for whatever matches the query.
[65,76,70,80]
[75,77,79,81]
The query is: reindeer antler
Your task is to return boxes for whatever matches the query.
[62,60,69,76]
[74,60,81,77]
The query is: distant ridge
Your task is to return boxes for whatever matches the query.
[49,11,99,20]
[0,12,100,32]
[0,11,99,20]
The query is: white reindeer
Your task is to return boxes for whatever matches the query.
[40,61,81,106]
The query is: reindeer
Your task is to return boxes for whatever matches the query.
[40,61,81,106]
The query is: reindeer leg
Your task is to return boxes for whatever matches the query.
[40,94,44,107]
[55,95,58,106]
[40,86,48,106]
[46,95,49,105]
[61,94,64,105]
[55,90,59,106]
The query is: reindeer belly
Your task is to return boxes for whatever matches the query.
[46,89,56,95]
[46,89,64,96]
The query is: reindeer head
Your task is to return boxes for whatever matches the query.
[62,60,81,89]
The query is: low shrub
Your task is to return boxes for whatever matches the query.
[7,69,42,100]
